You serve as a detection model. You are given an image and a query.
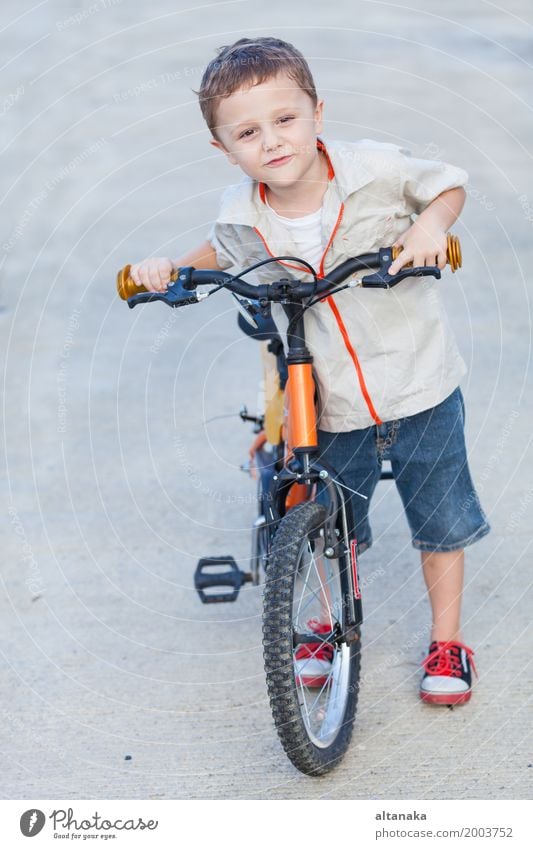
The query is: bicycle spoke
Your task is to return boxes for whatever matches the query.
[311,545,334,626]
[296,671,314,727]
[295,541,323,610]
[294,545,314,623]
[294,540,336,626]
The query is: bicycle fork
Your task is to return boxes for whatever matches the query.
[269,351,364,635]
[270,455,364,636]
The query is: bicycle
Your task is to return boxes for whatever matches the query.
[116,234,462,776]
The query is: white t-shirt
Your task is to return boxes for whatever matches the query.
[265,196,324,272]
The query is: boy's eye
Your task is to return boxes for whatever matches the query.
[237,116,294,139]
[238,115,294,139]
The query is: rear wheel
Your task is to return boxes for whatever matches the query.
[262,501,361,775]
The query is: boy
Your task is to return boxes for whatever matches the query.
[129,37,490,705]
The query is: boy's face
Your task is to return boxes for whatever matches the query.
[210,71,324,188]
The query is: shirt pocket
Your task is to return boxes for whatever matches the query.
[340,210,398,254]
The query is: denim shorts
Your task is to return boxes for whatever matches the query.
[316,387,491,554]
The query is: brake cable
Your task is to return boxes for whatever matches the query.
[201,254,336,340]
[204,255,319,298]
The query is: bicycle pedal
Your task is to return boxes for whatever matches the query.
[194,556,252,604]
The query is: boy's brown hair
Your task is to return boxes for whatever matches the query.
[195,37,317,140]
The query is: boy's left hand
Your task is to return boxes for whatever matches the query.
[387,222,448,276]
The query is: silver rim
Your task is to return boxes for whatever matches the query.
[292,532,350,748]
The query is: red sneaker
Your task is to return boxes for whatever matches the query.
[420,640,477,705]
[294,619,334,689]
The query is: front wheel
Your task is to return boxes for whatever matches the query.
[262,501,361,775]
[250,445,277,584]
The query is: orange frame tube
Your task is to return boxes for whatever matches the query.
[286,362,318,451]
[283,363,318,509]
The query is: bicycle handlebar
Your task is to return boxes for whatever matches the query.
[116,234,462,310]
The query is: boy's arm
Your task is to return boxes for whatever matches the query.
[388,186,466,275]
[130,239,224,292]
[173,239,224,271]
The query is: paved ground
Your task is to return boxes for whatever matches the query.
[1,0,532,800]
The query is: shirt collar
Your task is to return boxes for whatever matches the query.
[216,136,374,227]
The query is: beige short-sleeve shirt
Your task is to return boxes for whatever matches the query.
[207,136,469,431]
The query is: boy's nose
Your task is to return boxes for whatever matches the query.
[262,126,282,152]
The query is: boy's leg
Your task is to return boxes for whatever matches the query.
[389,388,490,637]
[421,548,464,643]
[387,388,489,700]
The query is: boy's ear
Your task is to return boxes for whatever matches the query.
[314,98,324,135]
[210,137,238,166]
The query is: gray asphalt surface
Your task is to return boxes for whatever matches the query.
[1,0,532,800]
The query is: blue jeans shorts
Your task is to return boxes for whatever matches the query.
[316,387,491,555]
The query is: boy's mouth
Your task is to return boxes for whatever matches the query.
[265,154,293,168]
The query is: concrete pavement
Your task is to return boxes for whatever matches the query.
[1,0,532,799]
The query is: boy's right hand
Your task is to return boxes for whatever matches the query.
[129,257,176,293]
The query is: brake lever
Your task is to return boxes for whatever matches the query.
[361,247,441,289]
[127,278,204,309]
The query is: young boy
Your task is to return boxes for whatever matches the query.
[129,37,490,705]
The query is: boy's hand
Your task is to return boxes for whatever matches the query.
[129,257,176,293]
[387,222,448,276]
